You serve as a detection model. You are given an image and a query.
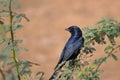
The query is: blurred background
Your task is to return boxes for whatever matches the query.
[17,0,120,80]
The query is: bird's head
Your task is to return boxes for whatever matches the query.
[65,26,82,36]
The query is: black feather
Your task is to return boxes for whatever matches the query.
[49,26,84,80]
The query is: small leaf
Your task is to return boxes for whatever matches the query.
[12,0,19,9]
[90,64,96,68]
[1,13,10,17]
[104,45,112,54]
[111,54,118,61]
[13,25,23,30]
[96,19,105,24]
[0,55,8,60]
[15,39,23,44]
[19,47,28,51]
[35,72,44,76]
[0,24,6,39]
[13,14,22,25]
[104,45,112,50]
[94,57,107,64]
[0,20,4,24]
[77,71,84,77]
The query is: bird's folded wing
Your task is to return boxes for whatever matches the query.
[63,37,84,61]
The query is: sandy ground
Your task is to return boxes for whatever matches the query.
[14,0,120,80]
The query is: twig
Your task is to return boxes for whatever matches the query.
[9,0,21,80]
[0,68,5,80]
[95,45,119,72]
[0,10,30,22]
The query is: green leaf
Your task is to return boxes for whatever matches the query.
[0,55,8,60]
[0,0,9,10]
[83,46,96,54]
[0,20,4,24]
[6,70,17,80]
[2,38,11,45]
[15,39,23,44]
[13,14,23,25]
[77,71,84,77]
[104,45,112,54]
[13,25,23,30]
[94,57,107,64]
[111,54,118,61]
[96,19,105,24]
[19,47,28,52]
[0,24,6,39]
[1,13,10,17]
[104,45,112,51]
[19,60,32,76]
[0,45,12,67]
[35,72,44,77]
[12,0,19,9]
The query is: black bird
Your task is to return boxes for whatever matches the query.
[49,26,84,80]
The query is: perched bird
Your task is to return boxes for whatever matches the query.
[49,26,84,80]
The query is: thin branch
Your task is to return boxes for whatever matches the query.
[0,10,30,22]
[95,45,119,72]
[0,68,5,80]
[9,0,21,80]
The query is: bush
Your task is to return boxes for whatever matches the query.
[54,18,120,80]
[0,0,44,80]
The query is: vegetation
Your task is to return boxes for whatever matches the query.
[55,17,120,80]
[0,0,120,80]
[0,0,44,80]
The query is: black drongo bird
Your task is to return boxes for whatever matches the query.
[49,26,84,80]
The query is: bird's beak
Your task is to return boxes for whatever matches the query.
[65,28,69,31]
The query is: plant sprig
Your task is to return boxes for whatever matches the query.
[0,0,44,80]
[55,17,120,80]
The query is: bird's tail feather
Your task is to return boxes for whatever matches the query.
[49,61,66,80]
[54,61,66,70]
[49,71,58,80]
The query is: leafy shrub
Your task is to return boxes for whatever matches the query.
[0,0,44,80]
[54,17,120,80]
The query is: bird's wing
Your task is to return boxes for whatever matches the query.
[54,37,84,70]
[63,37,84,61]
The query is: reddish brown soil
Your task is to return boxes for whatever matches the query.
[16,0,120,80]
